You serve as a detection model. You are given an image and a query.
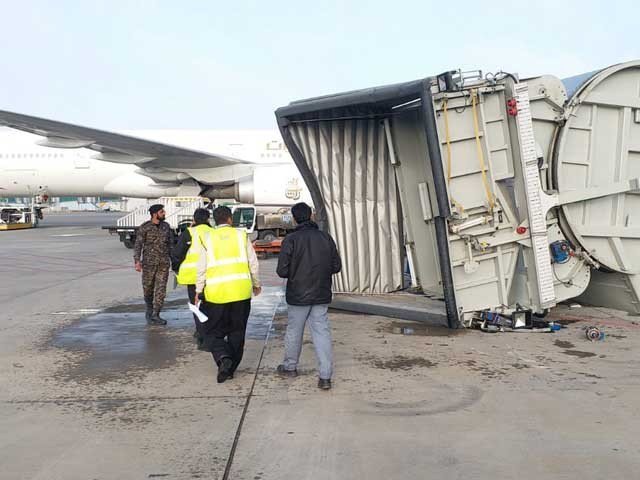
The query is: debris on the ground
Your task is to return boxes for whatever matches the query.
[585,326,605,341]
[469,308,559,333]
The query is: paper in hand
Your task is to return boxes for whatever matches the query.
[188,301,208,323]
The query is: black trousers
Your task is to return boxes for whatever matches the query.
[187,285,203,337]
[200,297,251,373]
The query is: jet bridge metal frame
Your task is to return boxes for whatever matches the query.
[277,60,640,330]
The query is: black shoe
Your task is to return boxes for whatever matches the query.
[196,339,211,352]
[318,378,332,390]
[276,364,298,378]
[149,313,167,326]
[217,358,234,383]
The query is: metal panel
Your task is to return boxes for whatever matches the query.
[554,61,640,273]
[432,87,526,313]
[287,120,403,293]
[390,110,442,294]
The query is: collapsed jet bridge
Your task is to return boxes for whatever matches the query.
[275,61,640,328]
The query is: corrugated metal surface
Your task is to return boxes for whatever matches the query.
[287,119,403,293]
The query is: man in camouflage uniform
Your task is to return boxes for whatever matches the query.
[134,204,174,326]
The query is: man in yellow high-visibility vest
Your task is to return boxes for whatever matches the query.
[172,208,214,350]
[194,205,261,383]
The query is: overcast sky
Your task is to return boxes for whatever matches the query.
[1,0,637,130]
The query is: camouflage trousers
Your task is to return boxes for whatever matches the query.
[142,262,170,314]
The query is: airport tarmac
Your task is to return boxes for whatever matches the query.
[1,213,640,479]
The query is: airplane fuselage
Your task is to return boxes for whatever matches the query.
[0,128,312,205]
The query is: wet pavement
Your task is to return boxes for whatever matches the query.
[383,320,465,337]
[50,297,192,380]
[50,287,286,382]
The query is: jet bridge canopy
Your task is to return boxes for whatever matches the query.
[276,77,461,327]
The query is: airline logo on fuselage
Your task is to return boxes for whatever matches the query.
[285,178,302,201]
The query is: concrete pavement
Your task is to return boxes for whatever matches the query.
[1,213,640,479]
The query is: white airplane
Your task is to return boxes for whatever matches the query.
[0,112,313,207]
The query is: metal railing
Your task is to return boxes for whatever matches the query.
[116,197,204,228]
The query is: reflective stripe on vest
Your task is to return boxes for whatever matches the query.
[176,224,211,285]
[203,226,253,304]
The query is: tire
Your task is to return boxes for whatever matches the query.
[259,230,277,243]
[123,237,135,249]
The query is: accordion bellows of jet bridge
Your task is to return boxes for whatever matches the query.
[276,60,640,327]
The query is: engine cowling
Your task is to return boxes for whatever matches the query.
[200,165,312,206]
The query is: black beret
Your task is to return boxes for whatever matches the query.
[148,204,164,215]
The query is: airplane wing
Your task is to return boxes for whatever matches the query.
[0,109,246,170]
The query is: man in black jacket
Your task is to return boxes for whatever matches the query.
[276,202,341,390]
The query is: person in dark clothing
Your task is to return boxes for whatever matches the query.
[134,204,174,326]
[172,208,214,350]
[276,202,342,390]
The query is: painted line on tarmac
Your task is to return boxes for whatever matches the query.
[222,292,281,480]
[51,309,102,315]
[50,233,87,237]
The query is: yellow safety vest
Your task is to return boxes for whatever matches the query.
[204,226,253,304]
[176,224,212,286]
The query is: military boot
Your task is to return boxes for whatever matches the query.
[149,311,167,326]
[144,297,154,323]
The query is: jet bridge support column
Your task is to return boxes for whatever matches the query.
[420,83,460,328]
